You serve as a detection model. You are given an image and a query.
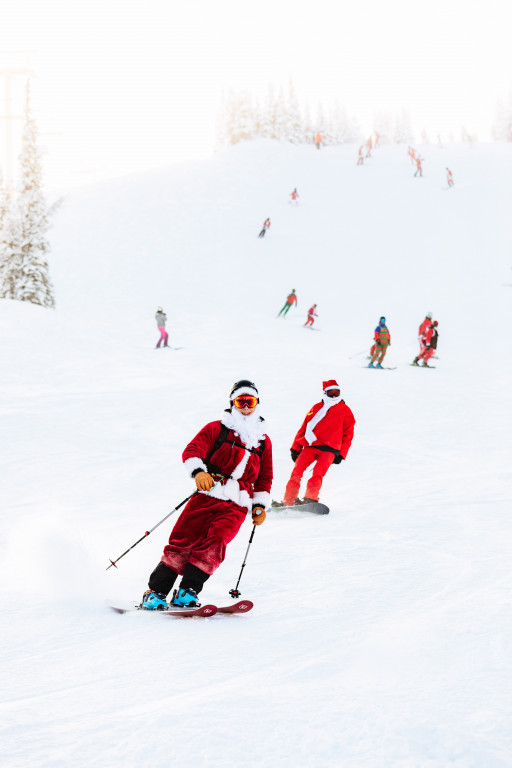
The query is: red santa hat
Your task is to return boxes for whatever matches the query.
[323,379,340,392]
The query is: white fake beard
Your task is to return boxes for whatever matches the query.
[222,406,267,449]
[322,392,343,406]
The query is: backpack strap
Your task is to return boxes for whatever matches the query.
[205,423,265,476]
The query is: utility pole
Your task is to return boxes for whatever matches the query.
[0,54,34,193]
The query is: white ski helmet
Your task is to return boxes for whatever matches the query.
[426,312,433,319]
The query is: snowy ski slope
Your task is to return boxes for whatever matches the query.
[1,140,512,768]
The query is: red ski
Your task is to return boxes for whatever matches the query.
[110,604,217,618]
[217,600,253,614]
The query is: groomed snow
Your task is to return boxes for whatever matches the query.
[1,140,512,767]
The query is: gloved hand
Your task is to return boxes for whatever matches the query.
[333,455,343,464]
[290,449,300,463]
[376,340,382,347]
[194,471,214,492]
[425,344,431,349]
[252,506,266,525]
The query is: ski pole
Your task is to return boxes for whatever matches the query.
[229,525,257,598]
[106,492,195,570]
[348,348,369,360]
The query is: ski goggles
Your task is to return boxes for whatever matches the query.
[233,395,258,409]
[325,389,340,398]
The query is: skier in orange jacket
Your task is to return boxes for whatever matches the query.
[446,168,454,187]
[315,132,322,150]
[278,289,298,317]
[414,157,423,177]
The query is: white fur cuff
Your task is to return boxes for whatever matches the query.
[184,457,207,477]
[252,491,271,509]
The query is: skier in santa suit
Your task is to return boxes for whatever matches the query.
[412,321,439,367]
[274,380,355,506]
[446,168,454,187]
[142,380,273,609]
[418,312,433,353]
[304,304,318,327]
[289,188,299,204]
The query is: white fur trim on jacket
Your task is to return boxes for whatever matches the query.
[252,491,271,509]
[201,482,252,513]
[304,393,343,446]
[184,456,207,478]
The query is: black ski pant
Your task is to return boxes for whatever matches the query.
[148,561,210,596]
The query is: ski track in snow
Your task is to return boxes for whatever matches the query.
[1,141,512,768]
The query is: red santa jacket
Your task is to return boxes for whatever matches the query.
[183,420,273,512]
[286,293,298,305]
[418,318,431,337]
[291,400,355,458]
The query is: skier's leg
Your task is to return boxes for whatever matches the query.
[163,330,169,347]
[179,562,210,594]
[161,494,215,575]
[148,561,179,596]
[283,448,318,505]
[156,327,165,348]
[304,452,335,501]
[283,303,291,316]
[186,500,247,575]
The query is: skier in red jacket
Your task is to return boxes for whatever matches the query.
[274,380,355,506]
[446,168,454,187]
[304,304,318,327]
[418,312,433,353]
[258,218,271,238]
[142,380,273,610]
[412,321,439,367]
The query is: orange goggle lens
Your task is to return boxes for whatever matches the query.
[233,395,258,409]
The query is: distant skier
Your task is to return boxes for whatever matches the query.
[289,188,299,205]
[258,218,271,238]
[155,307,169,348]
[272,380,355,507]
[357,146,365,165]
[412,321,439,367]
[408,146,416,164]
[141,380,272,610]
[365,139,372,158]
[414,157,423,177]
[278,289,298,317]
[369,317,391,368]
[304,303,318,328]
[446,168,454,187]
[418,312,433,353]
[315,132,322,150]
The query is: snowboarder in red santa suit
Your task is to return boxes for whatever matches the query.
[412,321,439,367]
[274,380,355,506]
[142,380,273,609]
[418,312,433,353]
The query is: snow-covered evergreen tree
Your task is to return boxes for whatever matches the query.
[260,84,278,139]
[0,80,55,307]
[393,108,414,144]
[373,110,393,144]
[284,80,303,144]
[491,94,512,141]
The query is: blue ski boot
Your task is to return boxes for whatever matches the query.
[171,587,201,608]
[375,363,383,369]
[141,589,168,610]
[368,362,374,368]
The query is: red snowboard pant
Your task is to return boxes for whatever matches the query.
[284,447,335,504]
[418,346,435,363]
[161,494,247,576]
[305,315,315,327]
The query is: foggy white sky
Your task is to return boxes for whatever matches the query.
[1,0,511,190]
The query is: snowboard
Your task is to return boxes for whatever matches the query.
[270,501,329,515]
